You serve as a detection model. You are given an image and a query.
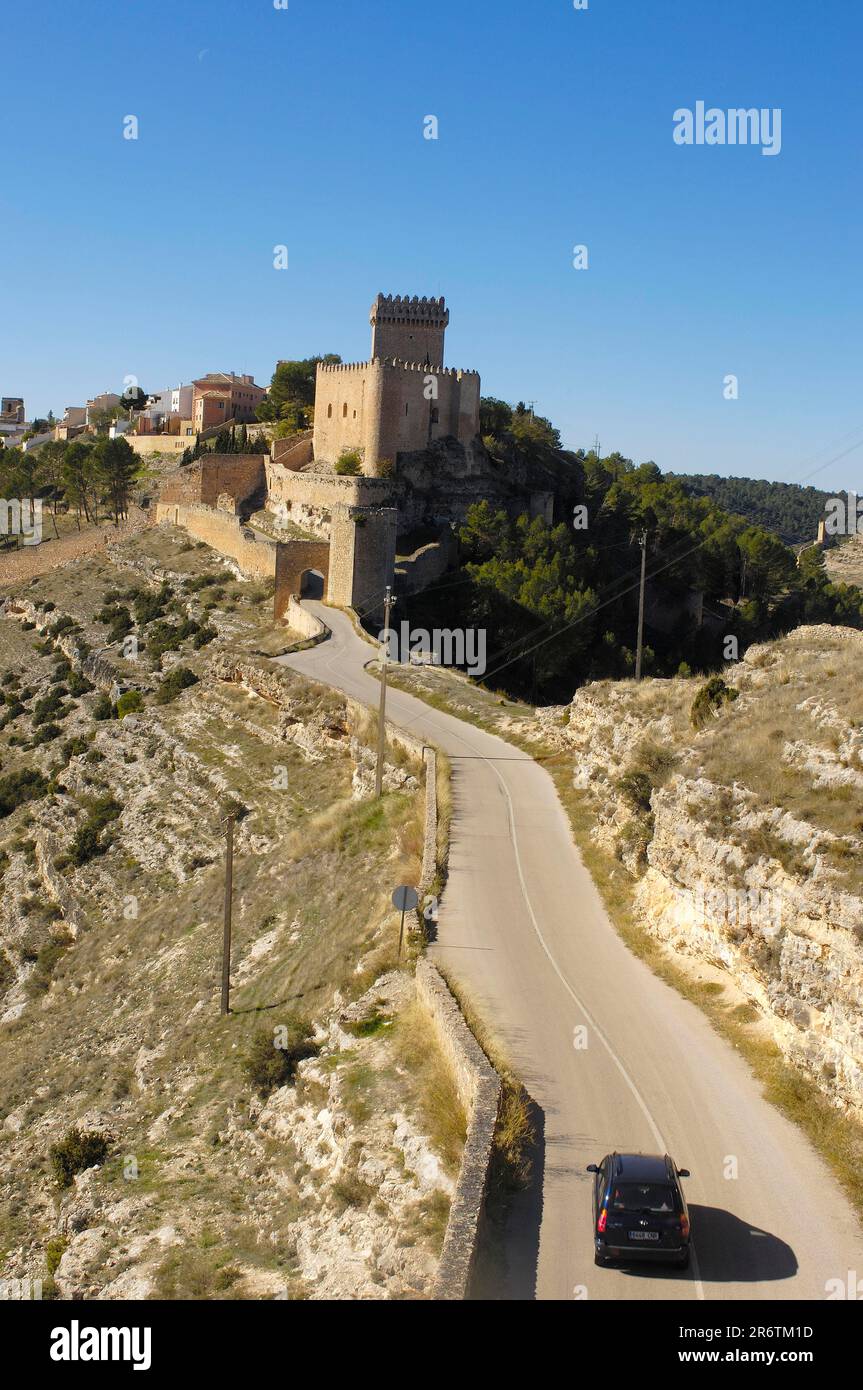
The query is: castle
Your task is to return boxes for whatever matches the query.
[157,294,545,625]
[311,295,480,475]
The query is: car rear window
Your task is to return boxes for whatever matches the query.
[610,1182,678,1213]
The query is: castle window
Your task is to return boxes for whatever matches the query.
[405,403,409,416]
[327,404,333,418]
[343,403,348,417]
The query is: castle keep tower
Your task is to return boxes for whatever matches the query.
[369,294,449,366]
[312,293,480,476]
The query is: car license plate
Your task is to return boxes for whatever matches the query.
[628,1231,659,1241]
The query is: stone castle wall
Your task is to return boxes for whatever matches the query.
[328,505,397,623]
[159,455,267,510]
[154,502,277,580]
[273,539,332,621]
[264,460,397,537]
[313,360,480,475]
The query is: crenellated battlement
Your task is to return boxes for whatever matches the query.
[370,293,449,327]
[316,357,478,378]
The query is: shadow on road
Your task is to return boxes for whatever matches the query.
[621,1205,797,1285]
[690,1205,798,1283]
[469,1097,546,1300]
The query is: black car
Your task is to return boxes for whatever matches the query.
[587,1152,692,1268]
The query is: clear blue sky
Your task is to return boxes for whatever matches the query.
[3,0,861,491]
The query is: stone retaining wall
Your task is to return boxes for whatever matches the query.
[415,959,502,1300]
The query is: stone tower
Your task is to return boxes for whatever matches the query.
[369,294,449,367]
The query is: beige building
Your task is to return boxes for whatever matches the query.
[192,373,266,430]
[312,294,480,475]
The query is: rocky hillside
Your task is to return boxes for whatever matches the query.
[536,625,863,1116]
[0,527,462,1300]
[825,530,863,589]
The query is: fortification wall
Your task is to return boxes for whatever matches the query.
[313,360,480,475]
[159,455,267,509]
[273,539,331,621]
[328,506,397,622]
[271,432,314,471]
[264,461,398,537]
[154,502,277,580]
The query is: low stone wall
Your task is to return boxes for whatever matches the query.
[285,595,328,644]
[415,959,502,1300]
[419,748,438,895]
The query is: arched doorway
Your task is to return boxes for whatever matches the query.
[299,569,325,599]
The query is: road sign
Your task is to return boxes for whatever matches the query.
[392,885,419,912]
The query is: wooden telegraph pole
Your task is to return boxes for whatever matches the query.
[635,529,648,681]
[220,814,235,1016]
[374,586,395,799]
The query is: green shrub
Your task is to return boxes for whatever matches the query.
[0,768,49,818]
[334,450,362,476]
[192,625,217,650]
[691,676,739,730]
[243,1019,317,1096]
[154,667,198,704]
[116,690,144,718]
[68,670,94,697]
[27,934,71,996]
[32,689,71,726]
[49,1127,110,1189]
[616,770,653,814]
[91,693,115,721]
[63,795,123,867]
[133,585,172,627]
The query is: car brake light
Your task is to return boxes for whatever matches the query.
[679,1214,690,1238]
[597,1208,607,1234]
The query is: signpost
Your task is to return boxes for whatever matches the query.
[391,884,419,960]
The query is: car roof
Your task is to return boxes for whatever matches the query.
[608,1152,673,1182]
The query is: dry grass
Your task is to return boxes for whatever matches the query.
[391,999,466,1177]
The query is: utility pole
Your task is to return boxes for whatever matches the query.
[220,814,235,1016]
[374,586,396,799]
[635,529,648,681]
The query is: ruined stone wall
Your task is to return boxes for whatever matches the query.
[264,462,397,538]
[154,502,277,580]
[159,455,266,509]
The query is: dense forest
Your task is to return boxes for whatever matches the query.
[667,473,842,546]
[398,414,863,703]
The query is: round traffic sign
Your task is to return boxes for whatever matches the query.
[392,885,419,912]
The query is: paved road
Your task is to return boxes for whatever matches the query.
[279,603,863,1302]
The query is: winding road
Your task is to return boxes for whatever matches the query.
[279,603,863,1302]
